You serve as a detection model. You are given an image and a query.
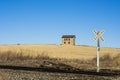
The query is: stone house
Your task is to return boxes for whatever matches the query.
[62,35,76,45]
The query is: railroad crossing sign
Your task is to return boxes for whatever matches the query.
[93,30,104,42]
[93,30,104,72]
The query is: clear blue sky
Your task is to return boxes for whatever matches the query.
[0,0,120,48]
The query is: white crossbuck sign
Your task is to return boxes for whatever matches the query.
[93,30,104,72]
[93,30,104,42]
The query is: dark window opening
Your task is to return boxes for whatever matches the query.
[68,42,70,44]
[64,42,66,44]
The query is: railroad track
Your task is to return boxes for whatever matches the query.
[0,64,120,77]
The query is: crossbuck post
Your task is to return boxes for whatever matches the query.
[93,30,104,72]
[97,36,100,72]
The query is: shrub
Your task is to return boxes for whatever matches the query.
[0,50,16,61]
[113,53,120,67]
[35,52,50,60]
[0,50,50,61]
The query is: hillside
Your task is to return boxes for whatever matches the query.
[0,44,120,60]
[0,44,120,80]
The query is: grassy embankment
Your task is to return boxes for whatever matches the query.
[0,44,120,70]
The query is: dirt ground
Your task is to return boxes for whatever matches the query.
[0,59,120,80]
[0,69,120,80]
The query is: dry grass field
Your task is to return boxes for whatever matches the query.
[0,44,120,69]
[0,44,120,80]
[0,44,120,60]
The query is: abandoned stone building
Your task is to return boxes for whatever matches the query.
[62,35,76,45]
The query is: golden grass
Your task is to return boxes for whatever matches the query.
[0,44,120,60]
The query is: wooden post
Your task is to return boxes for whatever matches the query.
[97,38,100,72]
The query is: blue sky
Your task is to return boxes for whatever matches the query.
[0,0,120,48]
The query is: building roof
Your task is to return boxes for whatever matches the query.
[62,35,76,38]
